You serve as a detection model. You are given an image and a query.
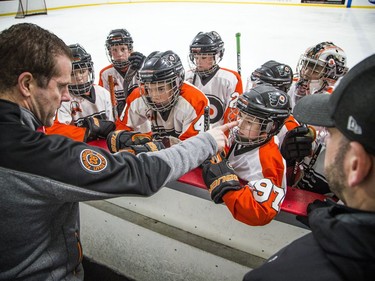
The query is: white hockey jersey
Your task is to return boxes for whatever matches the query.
[116,82,209,141]
[185,67,242,128]
[99,64,138,116]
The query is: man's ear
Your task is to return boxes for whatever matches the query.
[347,142,372,187]
[17,72,34,98]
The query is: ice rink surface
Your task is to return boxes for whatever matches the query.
[1,2,374,83]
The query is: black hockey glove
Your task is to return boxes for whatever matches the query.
[127,141,165,155]
[201,152,241,204]
[281,125,314,165]
[128,52,146,71]
[82,117,116,142]
[296,199,335,228]
[106,130,153,153]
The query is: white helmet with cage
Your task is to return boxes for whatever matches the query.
[297,41,348,83]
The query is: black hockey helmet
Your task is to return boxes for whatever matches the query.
[233,85,290,148]
[105,28,133,68]
[189,31,224,65]
[249,60,293,93]
[68,43,94,96]
[139,50,185,112]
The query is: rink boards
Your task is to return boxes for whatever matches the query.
[79,140,323,280]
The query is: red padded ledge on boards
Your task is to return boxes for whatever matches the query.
[179,167,327,217]
[89,140,326,217]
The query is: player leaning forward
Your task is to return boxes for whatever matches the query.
[0,23,236,280]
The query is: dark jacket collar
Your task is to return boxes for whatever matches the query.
[0,99,42,131]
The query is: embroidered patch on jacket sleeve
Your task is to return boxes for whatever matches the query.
[80,149,108,173]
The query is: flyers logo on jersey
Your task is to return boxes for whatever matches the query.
[80,149,107,173]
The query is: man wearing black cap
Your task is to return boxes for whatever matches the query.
[243,54,375,281]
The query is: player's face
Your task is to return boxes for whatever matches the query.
[110,44,131,62]
[145,81,174,107]
[193,53,215,71]
[31,55,71,127]
[71,68,90,85]
[237,112,264,141]
[301,61,324,80]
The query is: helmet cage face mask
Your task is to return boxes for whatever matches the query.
[140,79,180,112]
[297,42,348,82]
[188,52,221,76]
[68,44,94,96]
[231,85,290,149]
[232,111,275,147]
[69,64,94,96]
[105,29,133,68]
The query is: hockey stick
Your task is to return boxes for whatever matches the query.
[108,75,117,120]
[122,66,138,101]
[204,106,210,131]
[235,32,241,76]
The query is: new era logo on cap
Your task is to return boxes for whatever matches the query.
[347,116,362,135]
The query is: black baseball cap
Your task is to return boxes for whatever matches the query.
[293,54,375,155]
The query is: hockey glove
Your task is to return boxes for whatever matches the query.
[156,136,181,148]
[106,130,153,153]
[127,141,165,155]
[280,125,314,165]
[128,52,146,71]
[82,117,116,142]
[201,152,241,204]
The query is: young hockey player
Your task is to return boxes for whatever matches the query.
[247,60,316,187]
[283,42,349,193]
[108,50,209,153]
[202,85,291,226]
[98,29,145,118]
[45,43,115,142]
[289,41,348,109]
[186,31,242,128]
[247,60,300,143]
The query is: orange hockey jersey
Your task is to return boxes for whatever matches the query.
[224,137,287,226]
[116,82,209,141]
[185,67,243,128]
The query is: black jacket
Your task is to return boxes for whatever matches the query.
[243,203,375,281]
[0,99,217,280]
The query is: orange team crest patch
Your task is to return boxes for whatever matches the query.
[80,149,108,173]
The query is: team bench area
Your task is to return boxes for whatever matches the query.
[88,139,327,219]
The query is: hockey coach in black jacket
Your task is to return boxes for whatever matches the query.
[0,23,236,281]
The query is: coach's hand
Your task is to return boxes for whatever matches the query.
[206,121,238,153]
[202,152,241,204]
